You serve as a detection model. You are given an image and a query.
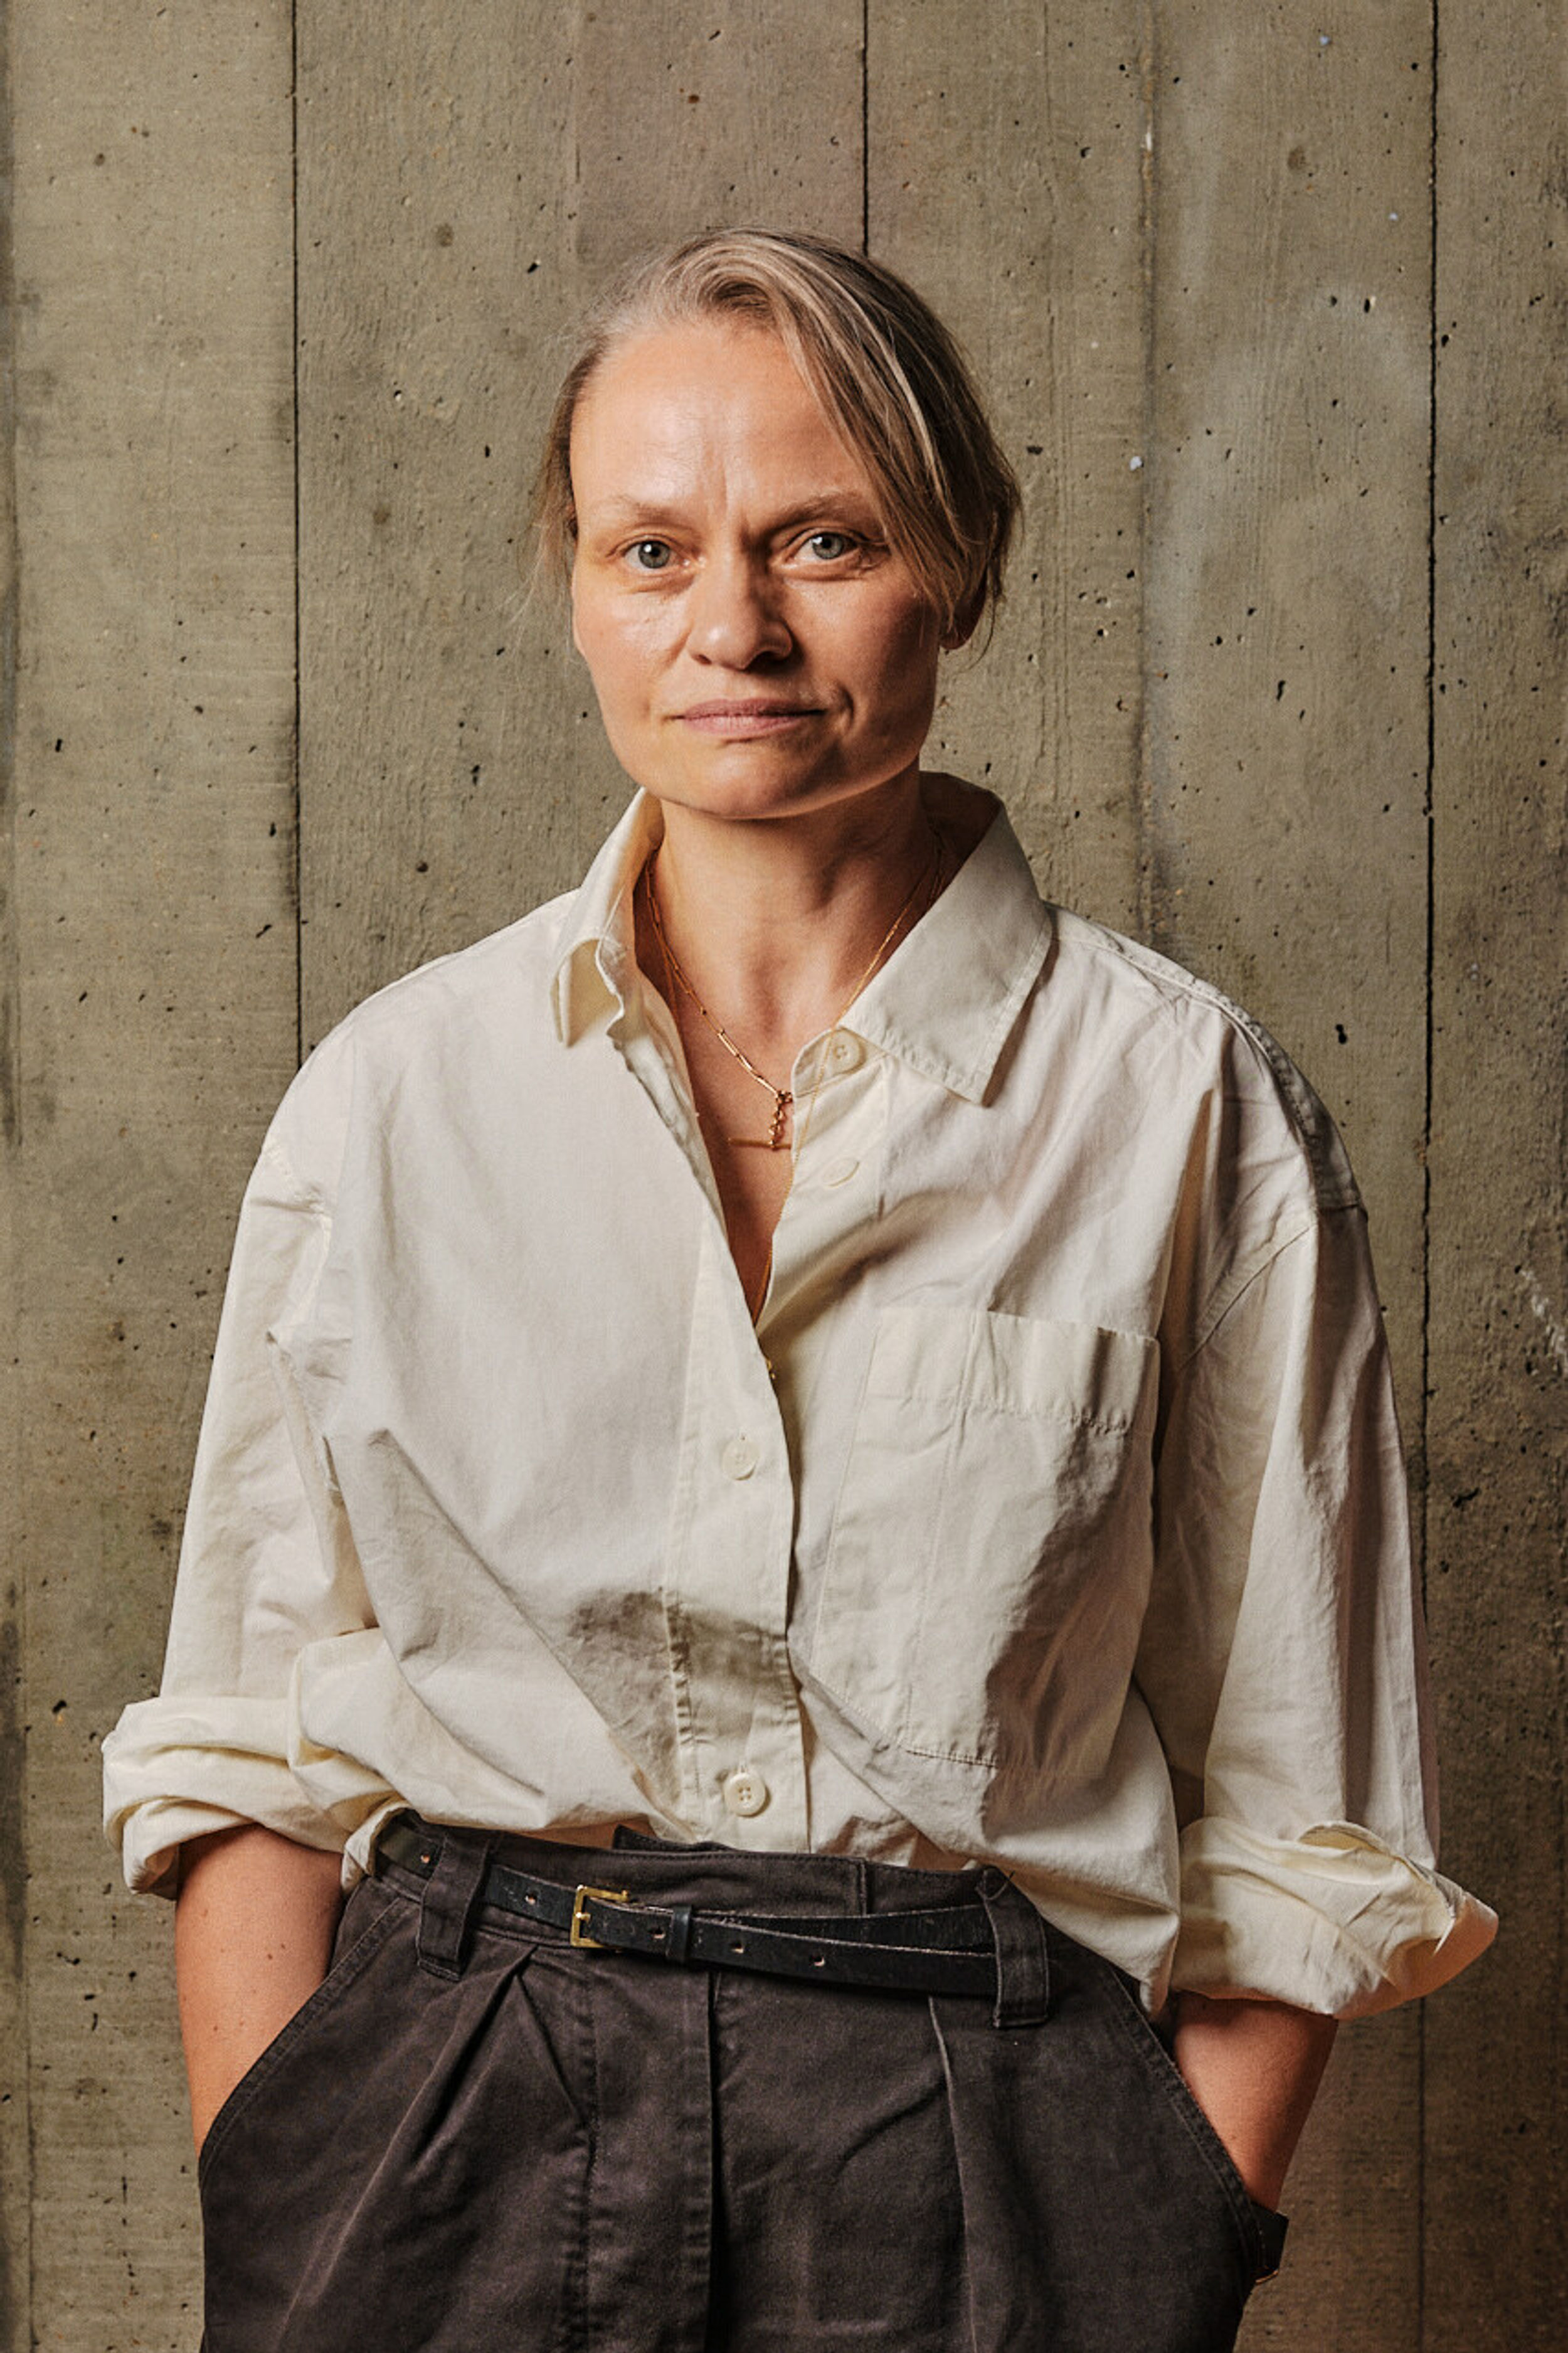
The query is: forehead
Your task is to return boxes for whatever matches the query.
[569,317,877,508]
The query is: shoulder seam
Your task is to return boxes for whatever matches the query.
[1058,913,1362,1216]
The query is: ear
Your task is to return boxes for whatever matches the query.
[940,587,985,652]
[568,539,585,659]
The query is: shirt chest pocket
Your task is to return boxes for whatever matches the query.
[803,1305,1160,1774]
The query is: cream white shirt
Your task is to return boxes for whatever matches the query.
[103,792,1495,2017]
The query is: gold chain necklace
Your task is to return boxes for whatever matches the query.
[644,827,945,1151]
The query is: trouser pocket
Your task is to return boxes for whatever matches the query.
[196,1874,404,2186]
[199,1882,576,2353]
[1099,1960,1288,2286]
[930,1927,1267,2353]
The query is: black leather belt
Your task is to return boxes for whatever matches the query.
[378,1817,999,1999]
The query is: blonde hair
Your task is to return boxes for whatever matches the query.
[532,228,1020,643]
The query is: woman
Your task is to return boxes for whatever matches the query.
[105,230,1493,2352]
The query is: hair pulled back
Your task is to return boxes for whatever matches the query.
[532,228,1020,644]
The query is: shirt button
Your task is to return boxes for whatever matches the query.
[721,1435,759,1480]
[824,1034,862,1072]
[723,1768,769,1818]
[823,1155,859,1187]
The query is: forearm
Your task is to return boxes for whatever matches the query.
[1172,1990,1338,2210]
[174,1823,346,2152]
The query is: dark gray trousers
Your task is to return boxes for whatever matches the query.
[197,1825,1283,2351]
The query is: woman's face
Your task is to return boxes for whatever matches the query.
[568,317,946,828]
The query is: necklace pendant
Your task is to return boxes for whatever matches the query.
[724,1089,793,1152]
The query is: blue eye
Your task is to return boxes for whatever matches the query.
[804,531,853,560]
[628,540,673,571]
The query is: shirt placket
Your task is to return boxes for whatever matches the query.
[760,1034,887,1332]
[666,1223,805,1843]
[611,994,807,1844]
[667,1039,891,1848]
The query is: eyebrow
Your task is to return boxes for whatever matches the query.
[581,492,885,537]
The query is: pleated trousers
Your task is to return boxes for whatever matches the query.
[197,1824,1281,2352]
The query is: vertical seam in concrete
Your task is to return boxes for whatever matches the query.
[859,0,869,254]
[291,0,304,1070]
[0,1,31,2329]
[1417,5,1439,2344]
[0,0,18,1159]
[1420,0,1439,1694]
[1135,0,1157,945]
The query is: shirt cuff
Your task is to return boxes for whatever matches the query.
[102,1696,353,1896]
[1170,1817,1498,2017]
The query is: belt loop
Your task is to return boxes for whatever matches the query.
[665,1903,694,1965]
[977,1869,1051,2029]
[416,1827,497,1980]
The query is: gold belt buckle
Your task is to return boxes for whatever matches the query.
[569,1883,632,1950]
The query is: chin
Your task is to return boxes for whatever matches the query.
[627,745,926,829]
[628,754,840,824]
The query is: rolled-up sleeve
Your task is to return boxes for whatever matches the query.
[1138,1203,1496,2018]
[102,1064,373,1895]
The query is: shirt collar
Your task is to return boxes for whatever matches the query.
[549,792,665,1045]
[549,789,1054,1105]
[845,802,1053,1102]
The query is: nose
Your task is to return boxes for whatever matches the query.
[686,550,792,669]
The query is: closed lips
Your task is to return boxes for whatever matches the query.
[678,701,819,719]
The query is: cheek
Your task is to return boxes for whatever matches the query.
[571,597,667,716]
[850,600,942,728]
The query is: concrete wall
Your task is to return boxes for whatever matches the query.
[2,3,1562,2344]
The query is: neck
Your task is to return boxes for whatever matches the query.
[644,769,944,1054]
